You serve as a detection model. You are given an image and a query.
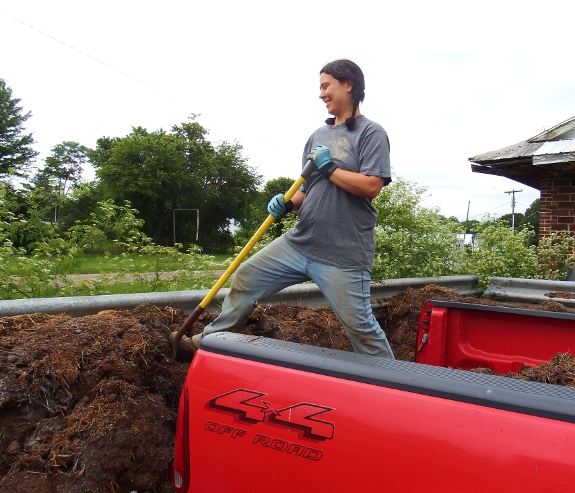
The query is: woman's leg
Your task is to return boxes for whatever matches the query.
[307,260,394,358]
[202,237,309,336]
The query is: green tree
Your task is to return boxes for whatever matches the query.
[32,141,89,231]
[463,219,481,234]
[93,126,192,244]
[59,181,105,237]
[498,212,526,230]
[0,78,38,177]
[13,184,60,252]
[441,215,461,226]
[87,136,116,169]
[235,176,297,243]
[40,141,88,195]
[524,198,540,244]
[497,197,539,246]
[173,120,261,250]
[93,118,261,251]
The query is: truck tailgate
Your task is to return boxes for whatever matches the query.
[176,333,575,492]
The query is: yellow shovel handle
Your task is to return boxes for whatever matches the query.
[170,159,316,358]
[199,174,306,309]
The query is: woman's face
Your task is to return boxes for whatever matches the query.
[319,73,353,117]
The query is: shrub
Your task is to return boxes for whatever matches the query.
[536,231,575,280]
[371,178,463,280]
[458,220,538,289]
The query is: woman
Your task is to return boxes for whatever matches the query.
[183,59,394,358]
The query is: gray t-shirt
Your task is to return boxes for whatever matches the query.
[284,115,391,271]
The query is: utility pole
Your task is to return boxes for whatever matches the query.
[504,189,522,232]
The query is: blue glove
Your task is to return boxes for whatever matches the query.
[267,193,294,217]
[308,145,331,168]
[307,145,337,179]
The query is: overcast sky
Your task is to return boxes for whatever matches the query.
[2,0,575,221]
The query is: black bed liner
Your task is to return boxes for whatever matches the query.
[431,299,575,320]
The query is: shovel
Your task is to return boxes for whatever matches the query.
[170,159,316,358]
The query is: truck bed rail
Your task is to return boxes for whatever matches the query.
[201,332,575,424]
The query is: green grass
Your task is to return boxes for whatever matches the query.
[79,278,229,296]
[64,253,232,274]
[3,252,237,300]
[3,272,230,299]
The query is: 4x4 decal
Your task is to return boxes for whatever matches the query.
[210,389,334,440]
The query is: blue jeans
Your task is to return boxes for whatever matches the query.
[203,236,395,359]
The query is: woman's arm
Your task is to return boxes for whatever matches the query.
[290,190,306,210]
[329,169,385,199]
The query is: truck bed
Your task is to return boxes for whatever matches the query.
[415,300,575,372]
[173,332,575,492]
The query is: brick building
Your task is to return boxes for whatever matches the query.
[469,115,575,240]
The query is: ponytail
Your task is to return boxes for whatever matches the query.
[344,102,358,130]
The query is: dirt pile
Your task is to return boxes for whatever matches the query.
[0,305,190,493]
[0,302,357,493]
[513,352,575,387]
[1,286,574,492]
[473,352,575,387]
[194,304,354,352]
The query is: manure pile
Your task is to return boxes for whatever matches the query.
[1,286,573,492]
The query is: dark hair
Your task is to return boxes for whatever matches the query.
[320,59,365,130]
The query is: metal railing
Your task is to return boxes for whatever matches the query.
[0,275,481,317]
[484,277,575,307]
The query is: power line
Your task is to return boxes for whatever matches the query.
[2,10,297,158]
[516,201,538,207]
[1,10,186,104]
[468,202,509,219]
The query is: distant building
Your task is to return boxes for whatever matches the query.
[456,233,477,250]
[469,115,575,240]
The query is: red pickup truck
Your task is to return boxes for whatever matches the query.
[170,301,575,492]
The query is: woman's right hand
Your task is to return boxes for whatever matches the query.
[267,194,294,217]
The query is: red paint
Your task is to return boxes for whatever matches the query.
[416,301,575,373]
[172,350,575,492]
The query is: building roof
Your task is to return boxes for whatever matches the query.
[528,116,575,142]
[469,115,575,189]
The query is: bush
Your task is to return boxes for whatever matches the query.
[0,188,225,299]
[536,231,575,280]
[458,220,538,289]
[371,178,463,279]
